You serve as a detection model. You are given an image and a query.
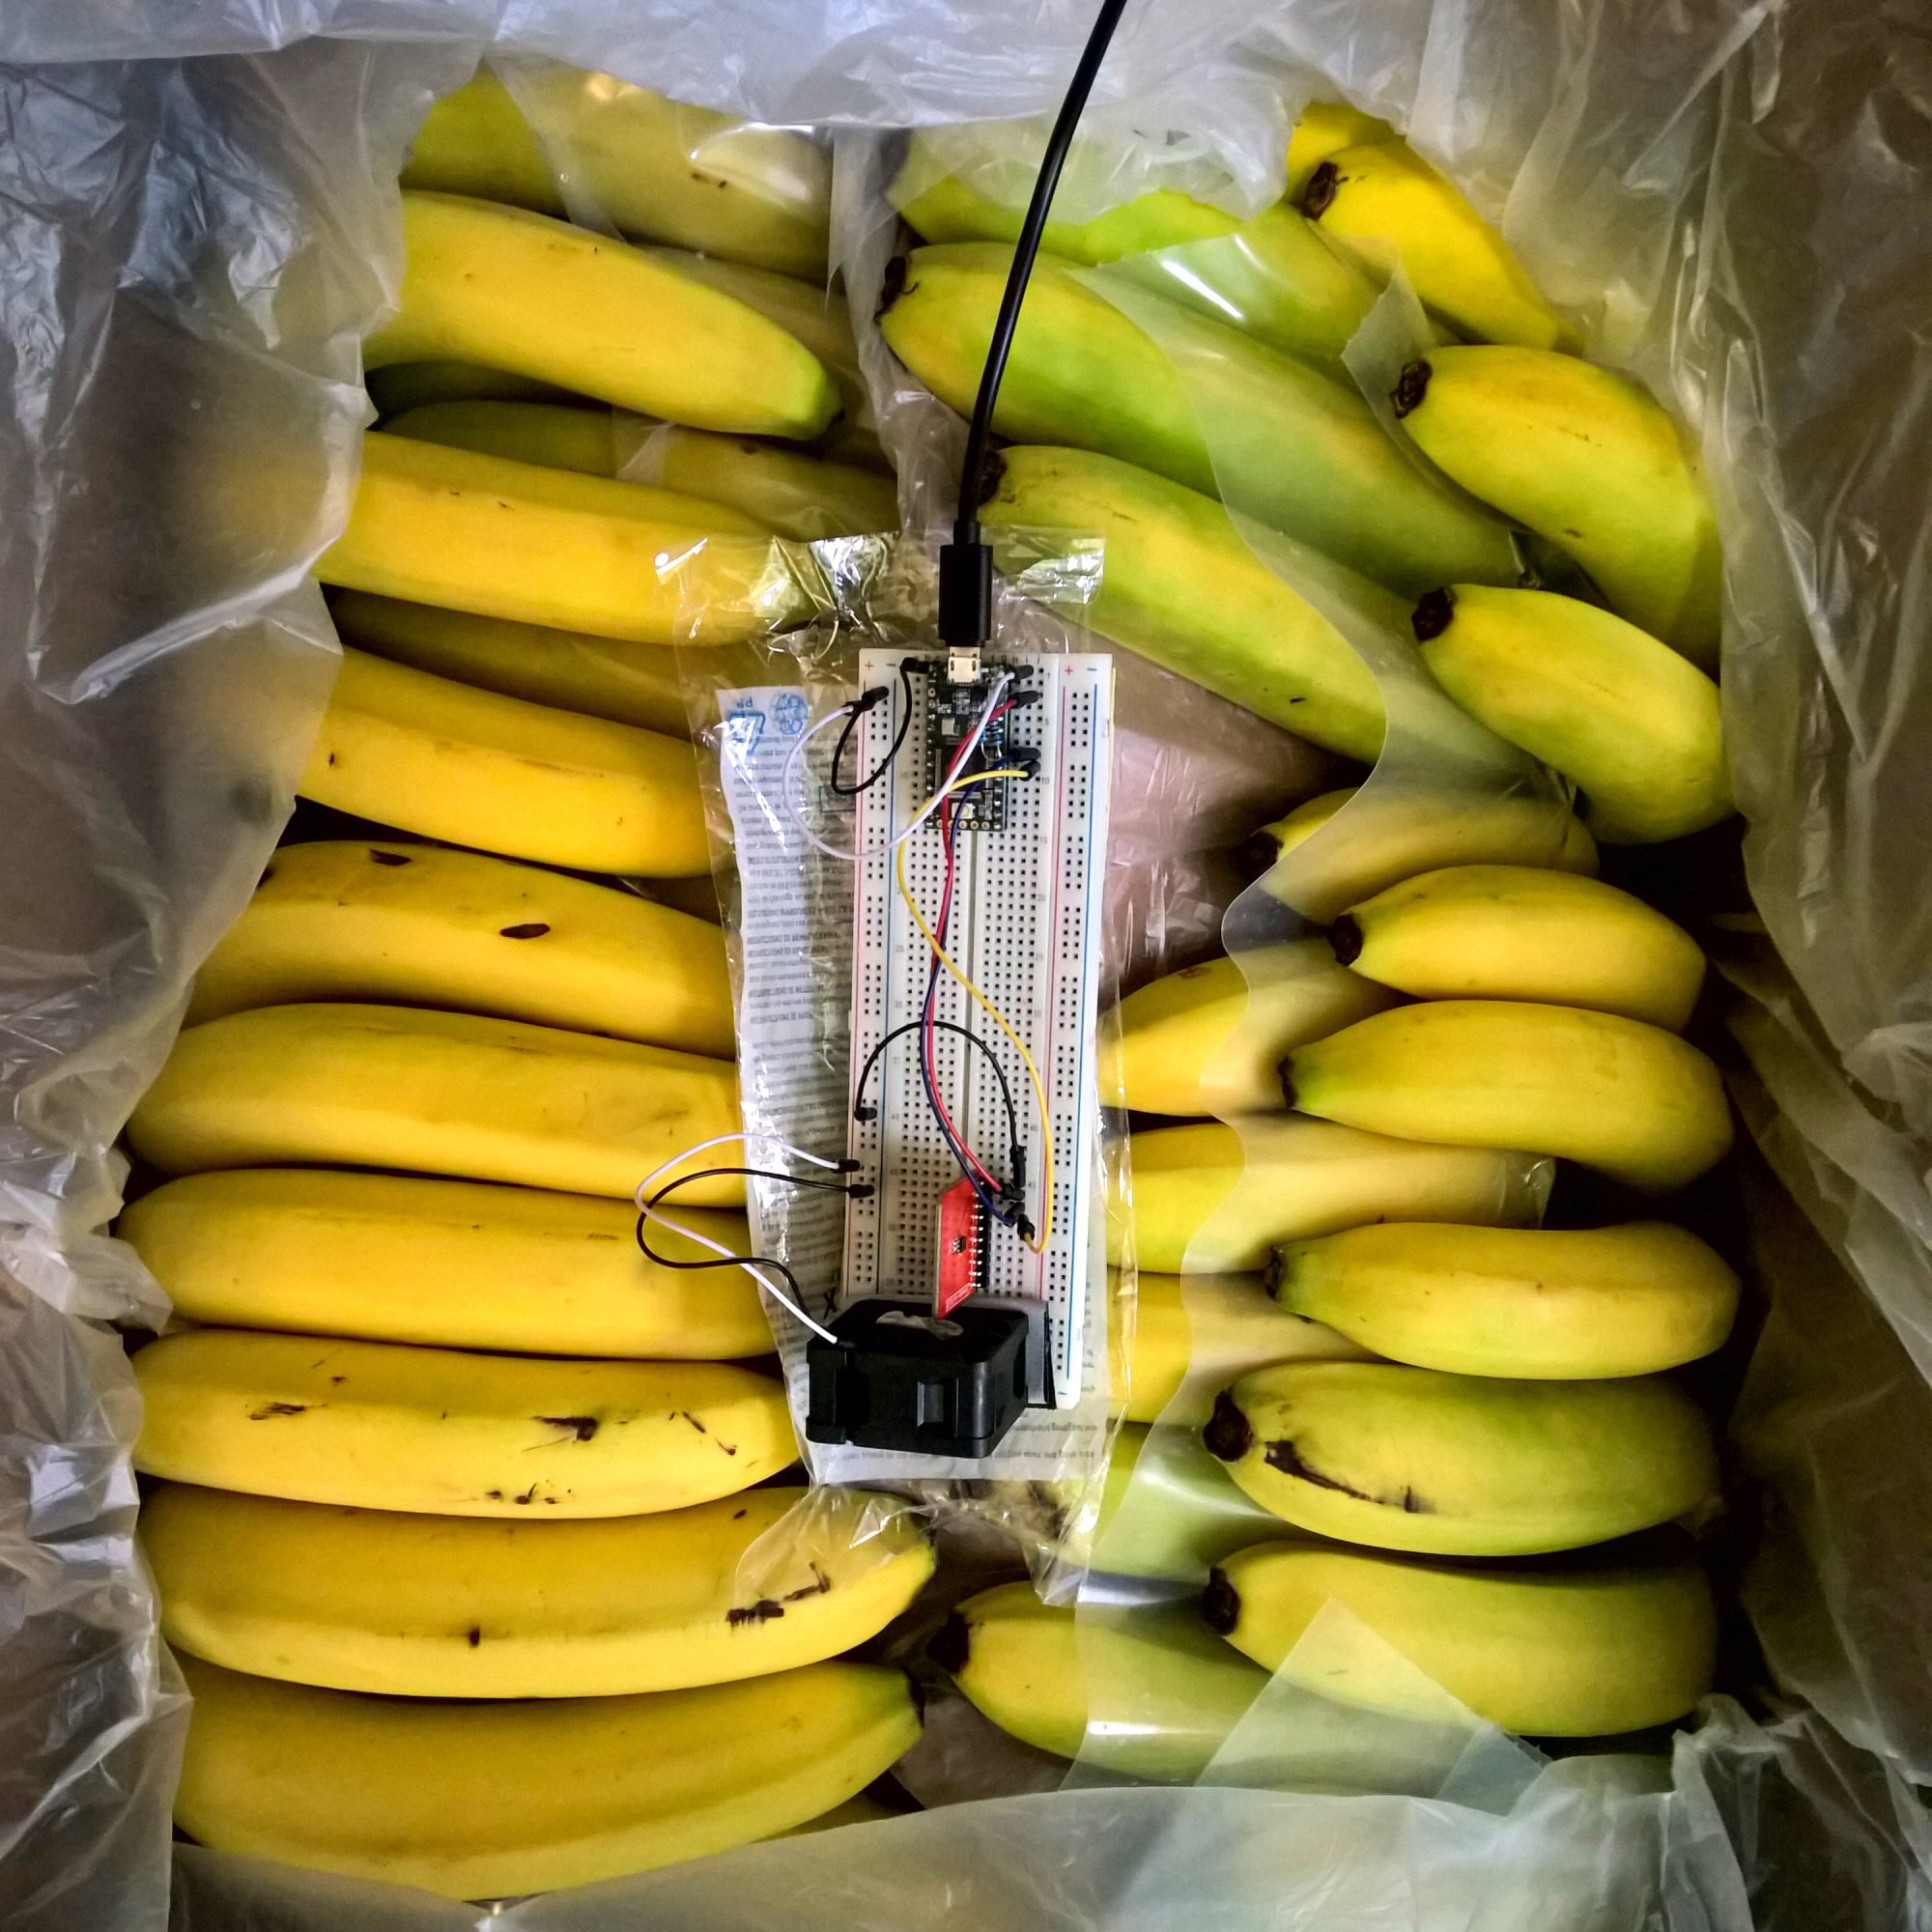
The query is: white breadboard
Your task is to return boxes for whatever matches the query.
[841,650,1114,1410]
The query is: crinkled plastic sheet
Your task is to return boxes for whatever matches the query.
[2,1,1931,1928]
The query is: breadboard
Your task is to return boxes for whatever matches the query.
[841,651,1114,1409]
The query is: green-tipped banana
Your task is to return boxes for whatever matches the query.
[893,134,1379,365]
[1268,1221,1740,1378]
[1252,785,1598,924]
[1110,1116,1547,1274]
[1207,1542,1717,1735]
[1204,1361,1719,1555]
[1284,1001,1733,1192]
[981,447,1389,755]
[1099,940,1398,1118]
[368,193,838,439]
[880,244,1516,593]
[1412,585,1731,844]
[1330,865,1706,1030]
[937,1581,1265,1778]
[1094,1424,1293,1583]
[404,69,830,278]
[1300,143,1576,352]
[1286,101,1399,202]
[1394,348,1720,665]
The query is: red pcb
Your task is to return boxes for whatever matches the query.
[934,1176,990,1318]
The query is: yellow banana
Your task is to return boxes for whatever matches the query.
[404,69,831,279]
[1412,585,1732,844]
[126,1003,743,1204]
[1393,347,1721,666]
[1204,1360,1718,1555]
[316,432,792,646]
[1207,1542,1717,1736]
[1301,142,1576,351]
[300,648,710,877]
[980,446,1387,757]
[188,838,733,1053]
[384,397,621,474]
[935,1581,1266,1778]
[134,1328,796,1516]
[366,360,577,413]
[329,591,689,736]
[144,1482,930,1697]
[1285,100,1399,201]
[1101,941,1398,1117]
[1092,1422,1291,1583]
[367,192,837,438]
[174,1653,915,1899]
[879,243,1516,593]
[1268,1220,1740,1378]
[1110,1115,1547,1274]
[1252,784,1598,924]
[119,1169,768,1358]
[1284,1000,1734,1192]
[1330,864,1706,1029]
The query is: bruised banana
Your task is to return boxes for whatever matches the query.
[133,1327,796,1516]
[144,1483,930,1697]
[980,446,1387,757]
[367,192,837,437]
[1099,939,1397,1116]
[892,131,1379,365]
[1331,864,1706,1031]
[328,590,688,736]
[300,648,710,876]
[189,838,733,1053]
[1093,1422,1293,1583]
[880,243,1516,593]
[1413,585,1732,844]
[1285,99,1400,201]
[1207,1542,1717,1736]
[1284,1000,1734,1192]
[935,1581,1266,1779]
[1394,347,1722,666]
[1301,142,1577,352]
[1204,1360,1719,1555]
[126,1003,743,1203]
[404,68,831,279]
[119,1169,769,1359]
[1110,1116,1547,1274]
[317,432,794,645]
[1252,784,1598,924]
[1268,1219,1740,1378]
[383,401,896,539]
[174,1653,915,1900]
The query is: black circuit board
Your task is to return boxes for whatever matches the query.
[926,664,1039,833]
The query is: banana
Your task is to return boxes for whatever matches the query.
[1108,1266,1364,1424]
[1393,348,1721,666]
[777,1791,908,1834]
[133,1328,796,1516]
[879,243,1516,593]
[1251,785,1598,924]
[892,134,1380,365]
[188,839,734,1052]
[1268,1220,1740,1378]
[384,403,897,539]
[1283,1000,1734,1192]
[329,591,688,735]
[1329,865,1706,1029]
[934,1581,1266,1778]
[1110,1115,1547,1273]
[367,192,837,437]
[1206,1542,1717,1736]
[1286,100,1400,201]
[143,1482,930,1697]
[404,69,831,279]
[980,447,1387,756]
[1203,1360,1719,1555]
[1100,940,1398,1117]
[1092,1422,1290,1583]
[366,360,578,413]
[126,1003,743,1203]
[1300,143,1576,352]
[173,1653,915,1899]
[317,432,794,645]
[1412,585,1732,844]
[119,1170,769,1358]
[299,647,710,876]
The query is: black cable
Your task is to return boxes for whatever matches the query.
[853,1018,1026,1162]
[828,661,916,797]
